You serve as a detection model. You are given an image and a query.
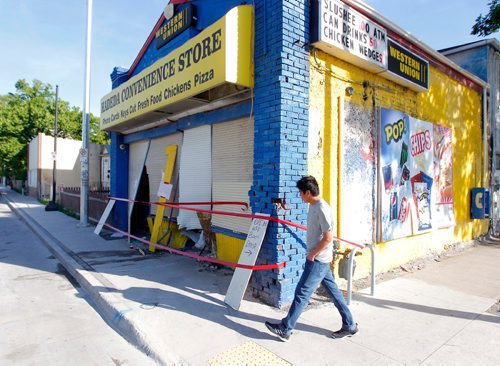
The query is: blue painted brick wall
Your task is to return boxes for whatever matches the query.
[106,0,311,308]
[130,0,246,78]
[251,0,310,308]
[110,132,129,230]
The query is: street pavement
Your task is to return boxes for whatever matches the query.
[1,186,500,365]
[0,196,155,365]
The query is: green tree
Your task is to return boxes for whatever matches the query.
[0,93,26,179]
[0,79,108,180]
[89,113,109,145]
[471,0,500,36]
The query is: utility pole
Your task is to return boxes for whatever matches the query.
[80,0,93,226]
[45,85,59,212]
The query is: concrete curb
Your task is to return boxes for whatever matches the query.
[3,194,173,365]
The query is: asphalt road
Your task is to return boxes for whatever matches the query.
[0,201,156,365]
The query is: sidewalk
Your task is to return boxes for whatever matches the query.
[2,187,500,365]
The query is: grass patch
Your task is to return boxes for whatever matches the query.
[60,206,80,220]
[37,198,80,220]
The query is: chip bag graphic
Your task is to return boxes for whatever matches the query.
[411,172,433,231]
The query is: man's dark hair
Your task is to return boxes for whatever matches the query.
[296,175,320,196]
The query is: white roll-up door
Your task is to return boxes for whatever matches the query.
[212,118,253,234]
[145,133,183,215]
[128,140,150,218]
[177,125,212,230]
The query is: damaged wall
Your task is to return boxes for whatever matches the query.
[339,102,376,245]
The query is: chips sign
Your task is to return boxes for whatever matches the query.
[311,0,388,72]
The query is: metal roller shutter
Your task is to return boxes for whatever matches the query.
[128,140,150,218]
[145,133,183,215]
[177,125,212,230]
[212,118,253,234]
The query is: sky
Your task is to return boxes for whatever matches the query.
[0,0,498,117]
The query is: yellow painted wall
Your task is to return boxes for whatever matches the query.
[309,50,488,279]
[147,218,188,249]
[146,219,244,263]
[216,233,245,266]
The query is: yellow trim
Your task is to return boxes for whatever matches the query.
[337,95,343,242]
[230,5,254,87]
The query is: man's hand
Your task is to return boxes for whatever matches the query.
[307,230,334,261]
[306,252,316,261]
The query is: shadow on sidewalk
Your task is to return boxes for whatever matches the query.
[355,293,500,324]
[94,284,333,340]
[478,234,500,247]
[7,189,499,342]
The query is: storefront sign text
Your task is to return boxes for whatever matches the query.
[155,4,195,49]
[312,0,388,71]
[100,5,253,130]
[387,39,429,91]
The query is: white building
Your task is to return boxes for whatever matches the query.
[27,133,109,200]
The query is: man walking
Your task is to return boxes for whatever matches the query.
[265,175,358,341]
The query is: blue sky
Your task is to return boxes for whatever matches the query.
[363,0,499,48]
[0,0,165,116]
[0,0,497,117]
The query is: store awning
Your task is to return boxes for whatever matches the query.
[100,5,253,133]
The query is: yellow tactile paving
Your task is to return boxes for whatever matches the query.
[208,341,291,366]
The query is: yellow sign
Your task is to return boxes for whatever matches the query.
[100,5,254,130]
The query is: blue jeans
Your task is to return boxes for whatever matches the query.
[281,259,355,335]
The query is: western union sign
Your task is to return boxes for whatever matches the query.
[386,39,429,91]
[100,5,253,130]
[155,4,195,49]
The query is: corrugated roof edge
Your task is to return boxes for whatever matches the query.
[439,38,500,55]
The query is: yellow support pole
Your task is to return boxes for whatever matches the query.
[149,145,177,252]
[337,96,344,245]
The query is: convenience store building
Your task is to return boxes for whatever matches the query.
[101,0,489,307]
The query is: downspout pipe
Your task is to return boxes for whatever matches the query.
[490,48,499,197]
[484,86,488,188]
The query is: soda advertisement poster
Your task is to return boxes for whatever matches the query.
[409,118,434,234]
[380,108,413,241]
[432,124,455,228]
[380,108,455,241]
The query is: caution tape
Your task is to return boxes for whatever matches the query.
[109,196,249,210]
[107,196,366,249]
[103,223,286,270]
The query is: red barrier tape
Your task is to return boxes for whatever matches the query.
[156,203,364,249]
[103,223,286,270]
[109,196,307,230]
[108,196,249,210]
[107,196,365,249]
